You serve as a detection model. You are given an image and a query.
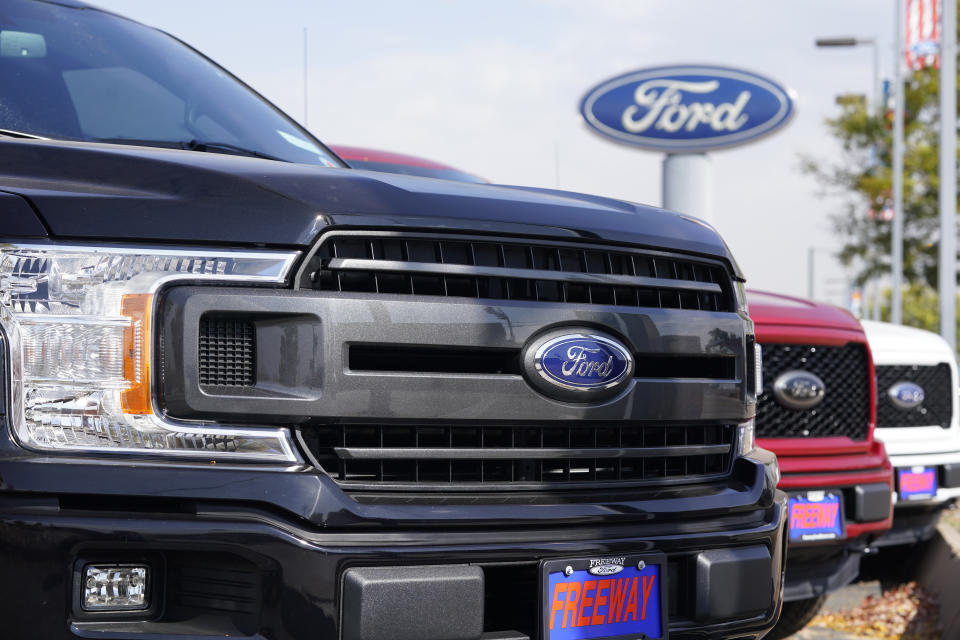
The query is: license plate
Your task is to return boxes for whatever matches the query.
[541,553,667,640]
[899,466,938,501]
[788,491,845,543]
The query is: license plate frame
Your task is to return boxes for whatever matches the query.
[898,466,938,501]
[540,552,668,640]
[788,490,846,544]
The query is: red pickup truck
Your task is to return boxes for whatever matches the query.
[749,291,894,637]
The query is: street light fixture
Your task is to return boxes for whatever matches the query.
[814,37,879,112]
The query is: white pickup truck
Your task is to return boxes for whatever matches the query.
[862,320,960,545]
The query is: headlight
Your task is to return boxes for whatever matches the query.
[737,418,756,457]
[754,342,763,396]
[0,244,300,462]
[734,280,749,315]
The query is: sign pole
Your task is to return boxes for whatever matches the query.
[662,154,713,225]
[940,0,957,349]
[892,0,905,324]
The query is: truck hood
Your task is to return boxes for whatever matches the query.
[0,139,742,276]
[861,320,956,359]
[747,290,863,332]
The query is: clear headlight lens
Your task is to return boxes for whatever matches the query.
[754,342,763,396]
[737,418,756,457]
[0,245,300,462]
[735,280,749,315]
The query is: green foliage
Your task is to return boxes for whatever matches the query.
[876,283,960,344]
[802,4,959,301]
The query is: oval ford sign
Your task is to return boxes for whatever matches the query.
[580,65,796,152]
[889,382,925,410]
[772,370,826,411]
[523,331,633,402]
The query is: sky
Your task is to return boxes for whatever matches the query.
[92,0,896,307]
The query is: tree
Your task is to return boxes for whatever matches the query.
[802,3,959,317]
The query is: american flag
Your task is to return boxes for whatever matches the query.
[906,0,941,70]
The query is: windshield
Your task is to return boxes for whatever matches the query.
[0,1,342,166]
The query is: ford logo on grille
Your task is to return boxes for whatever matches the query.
[772,370,826,410]
[889,382,925,410]
[523,331,633,402]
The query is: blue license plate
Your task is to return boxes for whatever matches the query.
[541,554,666,640]
[788,491,844,543]
[899,466,938,501]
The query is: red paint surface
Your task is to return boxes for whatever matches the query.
[749,290,894,540]
[329,144,457,170]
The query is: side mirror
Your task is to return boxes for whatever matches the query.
[0,30,47,58]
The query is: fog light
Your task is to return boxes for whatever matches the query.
[82,564,149,611]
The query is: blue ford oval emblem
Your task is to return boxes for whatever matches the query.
[524,331,633,401]
[889,382,925,410]
[773,370,826,410]
[580,65,796,152]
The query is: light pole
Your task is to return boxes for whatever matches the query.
[815,37,884,320]
[939,0,957,349]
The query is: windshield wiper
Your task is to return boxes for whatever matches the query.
[181,139,284,162]
[95,138,284,162]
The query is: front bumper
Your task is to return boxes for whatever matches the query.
[762,439,894,600]
[869,453,960,547]
[888,451,960,506]
[0,452,787,640]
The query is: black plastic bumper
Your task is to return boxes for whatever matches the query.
[0,499,786,640]
[0,457,787,640]
[872,506,945,548]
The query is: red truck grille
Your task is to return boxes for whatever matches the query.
[756,343,870,440]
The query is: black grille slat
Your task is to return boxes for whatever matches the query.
[876,363,953,428]
[198,317,255,388]
[300,233,734,312]
[756,343,870,440]
[301,423,735,492]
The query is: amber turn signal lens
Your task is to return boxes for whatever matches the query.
[121,294,153,414]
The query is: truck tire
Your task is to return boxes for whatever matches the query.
[766,595,827,639]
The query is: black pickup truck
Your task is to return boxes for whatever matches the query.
[0,2,785,639]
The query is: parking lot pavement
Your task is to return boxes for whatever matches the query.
[784,581,884,639]
[784,544,943,639]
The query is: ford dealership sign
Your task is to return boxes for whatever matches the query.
[580,65,796,152]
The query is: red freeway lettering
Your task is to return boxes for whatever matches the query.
[641,575,656,620]
[608,577,628,623]
[902,472,935,493]
[790,502,838,530]
[561,581,580,629]
[623,577,638,622]
[576,580,596,627]
[549,573,657,629]
[549,582,567,630]
[591,579,610,625]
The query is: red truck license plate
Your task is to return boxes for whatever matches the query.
[788,490,845,543]
[541,553,667,640]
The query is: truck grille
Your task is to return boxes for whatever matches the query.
[876,364,952,429]
[756,343,871,440]
[300,423,735,491]
[297,232,734,312]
